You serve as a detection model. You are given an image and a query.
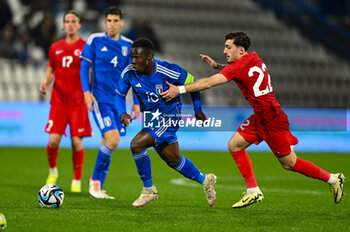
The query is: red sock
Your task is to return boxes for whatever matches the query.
[230,150,258,189]
[292,157,330,182]
[73,149,85,180]
[47,145,58,168]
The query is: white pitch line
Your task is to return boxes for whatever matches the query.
[170,178,328,195]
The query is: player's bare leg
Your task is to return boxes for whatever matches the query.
[278,147,345,203]
[46,133,61,185]
[158,142,217,206]
[228,132,264,209]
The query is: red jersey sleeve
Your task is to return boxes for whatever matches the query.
[219,63,240,81]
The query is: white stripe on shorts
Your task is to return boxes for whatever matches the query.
[93,101,105,130]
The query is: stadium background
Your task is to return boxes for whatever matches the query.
[0,0,349,152]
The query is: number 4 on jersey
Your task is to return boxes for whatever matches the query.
[111,56,118,67]
[248,63,273,97]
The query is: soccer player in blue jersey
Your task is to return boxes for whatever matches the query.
[80,6,140,199]
[116,38,217,207]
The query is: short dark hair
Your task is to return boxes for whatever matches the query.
[225,32,250,51]
[105,6,123,18]
[63,10,80,23]
[132,38,154,55]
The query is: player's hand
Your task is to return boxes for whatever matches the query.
[160,81,180,101]
[200,54,219,69]
[131,104,140,119]
[39,80,49,94]
[120,113,132,128]
[84,91,96,112]
[195,112,207,122]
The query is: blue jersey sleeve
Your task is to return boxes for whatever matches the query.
[115,72,131,97]
[80,35,96,92]
[115,94,127,117]
[115,71,132,116]
[80,34,96,64]
[179,70,202,113]
[190,91,202,113]
[180,72,203,113]
[80,59,92,92]
[132,91,139,105]
[163,63,189,86]
[163,62,203,113]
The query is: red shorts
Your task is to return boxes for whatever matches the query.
[237,110,298,156]
[45,104,92,138]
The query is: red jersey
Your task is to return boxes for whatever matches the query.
[48,38,85,106]
[220,52,280,114]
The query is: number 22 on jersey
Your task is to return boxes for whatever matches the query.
[248,63,273,97]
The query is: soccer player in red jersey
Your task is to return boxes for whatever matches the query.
[161,32,345,208]
[39,10,92,193]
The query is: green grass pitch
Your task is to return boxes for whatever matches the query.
[0,147,349,231]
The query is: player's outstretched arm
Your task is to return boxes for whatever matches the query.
[39,67,54,94]
[120,113,132,128]
[200,54,226,70]
[161,74,228,101]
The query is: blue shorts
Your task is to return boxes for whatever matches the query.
[143,113,179,152]
[143,127,178,152]
[92,101,126,136]
[143,107,181,152]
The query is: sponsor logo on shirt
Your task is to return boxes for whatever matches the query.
[101,46,108,52]
[135,83,142,88]
[56,50,64,55]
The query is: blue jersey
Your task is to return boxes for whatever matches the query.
[80,32,132,104]
[116,59,195,114]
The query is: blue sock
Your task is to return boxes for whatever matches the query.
[92,144,114,188]
[132,150,153,188]
[173,155,206,184]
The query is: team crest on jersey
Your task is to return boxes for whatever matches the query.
[122,46,128,56]
[74,49,82,56]
[155,84,163,94]
[103,116,112,127]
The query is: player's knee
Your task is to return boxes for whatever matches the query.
[71,138,83,150]
[48,140,59,148]
[280,160,294,170]
[130,139,141,154]
[103,130,120,150]
[278,151,297,170]
[110,142,119,150]
[227,142,241,152]
[106,138,119,150]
